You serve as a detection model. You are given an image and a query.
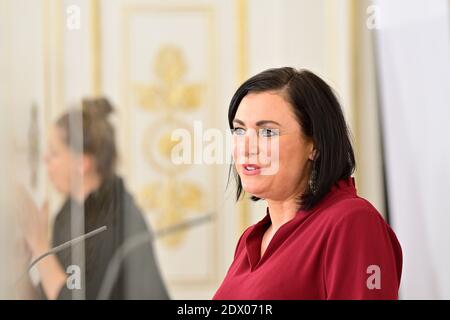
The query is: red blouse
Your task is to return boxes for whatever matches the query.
[213,178,402,300]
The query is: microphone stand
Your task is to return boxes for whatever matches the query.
[97,213,213,300]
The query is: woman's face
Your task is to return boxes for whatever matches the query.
[232,91,315,202]
[44,126,78,195]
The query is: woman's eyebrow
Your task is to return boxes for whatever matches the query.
[255,120,281,127]
[233,119,282,127]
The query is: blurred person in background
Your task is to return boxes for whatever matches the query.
[18,98,169,300]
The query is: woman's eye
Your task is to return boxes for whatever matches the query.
[232,127,246,136]
[260,128,278,137]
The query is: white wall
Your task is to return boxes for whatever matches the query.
[0,0,47,298]
[375,0,450,299]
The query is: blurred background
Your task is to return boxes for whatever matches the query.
[0,0,449,299]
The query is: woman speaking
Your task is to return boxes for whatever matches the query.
[214,67,402,300]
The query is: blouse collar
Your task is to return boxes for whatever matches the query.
[245,177,357,270]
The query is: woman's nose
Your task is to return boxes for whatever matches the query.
[243,130,259,157]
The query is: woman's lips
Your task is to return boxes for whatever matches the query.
[241,164,262,176]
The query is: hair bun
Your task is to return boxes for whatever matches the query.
[82,97,114,119]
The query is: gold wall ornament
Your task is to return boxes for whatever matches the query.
[141,118,193,176]
[134,84,159,111]
[137,182,162,210]
[122,4,218,284]
[133,45,204,113]
[137,178,205,248]
[154,45,186,85]
[135,44,209,248]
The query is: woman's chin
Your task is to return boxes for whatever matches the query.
[242,186,267,199]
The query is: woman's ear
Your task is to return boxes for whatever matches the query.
[308,143,317,161]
